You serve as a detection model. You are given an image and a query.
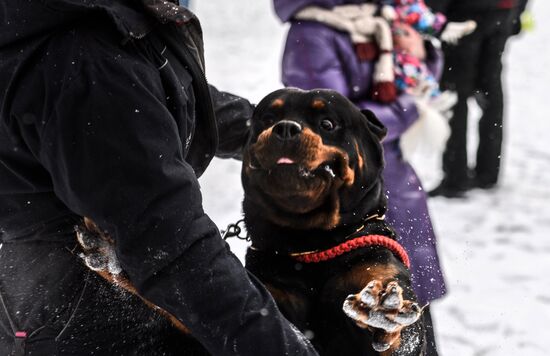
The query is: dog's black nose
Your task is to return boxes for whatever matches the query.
[272,120,302,141]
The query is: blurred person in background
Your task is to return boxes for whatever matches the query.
[427,0,530,198]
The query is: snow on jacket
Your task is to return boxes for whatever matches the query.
[0,1,318,355]
[274,0,447,304]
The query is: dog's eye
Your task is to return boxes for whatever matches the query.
[320,119,335,131]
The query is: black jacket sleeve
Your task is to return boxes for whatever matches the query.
[425,0,452,14]
[209,85,253,160]
[516,0,529,15]
[35,36,317,356]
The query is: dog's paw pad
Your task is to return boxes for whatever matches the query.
[343,295,365,324]
[393,301,422,326]
[360,280,382,307]
[381,281,403,310]
[76,227,102,250]
[80,251,109,271]
[372,341,391,352]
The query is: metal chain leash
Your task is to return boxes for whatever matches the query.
[221,219,250,242]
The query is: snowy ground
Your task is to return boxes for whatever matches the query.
[195,1,550,355]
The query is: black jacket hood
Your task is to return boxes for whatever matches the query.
[0,0,184,48]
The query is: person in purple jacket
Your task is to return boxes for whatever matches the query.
[273,1,447,354]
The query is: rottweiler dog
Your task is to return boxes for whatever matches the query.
[76,88,425,355]
[242,88,424,355]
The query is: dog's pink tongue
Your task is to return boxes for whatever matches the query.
[277,157,295,165]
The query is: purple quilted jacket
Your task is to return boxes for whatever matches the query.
[274,0,446,304]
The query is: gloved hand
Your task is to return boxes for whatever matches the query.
[381,5,397,22]
[440,20,477,45]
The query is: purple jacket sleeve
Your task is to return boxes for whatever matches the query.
[356,94,419,143]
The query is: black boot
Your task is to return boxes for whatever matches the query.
[428,181,469,198]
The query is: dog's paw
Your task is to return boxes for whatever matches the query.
[342,280,422,352]
[75,223,122,276]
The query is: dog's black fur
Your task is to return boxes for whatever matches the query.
[242,88,425,355]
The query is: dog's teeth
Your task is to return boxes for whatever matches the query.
[299,167,314,178]
[323,165,336,178]
[248,163,258,170]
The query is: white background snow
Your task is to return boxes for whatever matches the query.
[194,1,550,355]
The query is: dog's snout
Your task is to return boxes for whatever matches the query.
[272,120,302,141]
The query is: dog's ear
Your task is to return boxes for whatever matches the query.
[360,109,387,140]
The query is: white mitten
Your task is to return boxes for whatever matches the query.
[440,21,477,45]
[381,5,397,22]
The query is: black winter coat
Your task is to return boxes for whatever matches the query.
[0,1,317,355]
[427,0,525,15]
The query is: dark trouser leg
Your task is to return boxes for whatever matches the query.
[442,92,469,187]
[423,306,439,356]
[440,30,483,189]
[0,241,206,356]
[474,12,513,186]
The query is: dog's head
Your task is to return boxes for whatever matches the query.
[242,88,387,231]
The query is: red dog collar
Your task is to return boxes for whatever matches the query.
[289,234,410,268]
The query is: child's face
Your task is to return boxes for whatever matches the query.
[392,22,426,60]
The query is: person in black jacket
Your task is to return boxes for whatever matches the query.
[0,1,318,355]
[427,0,529,198]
